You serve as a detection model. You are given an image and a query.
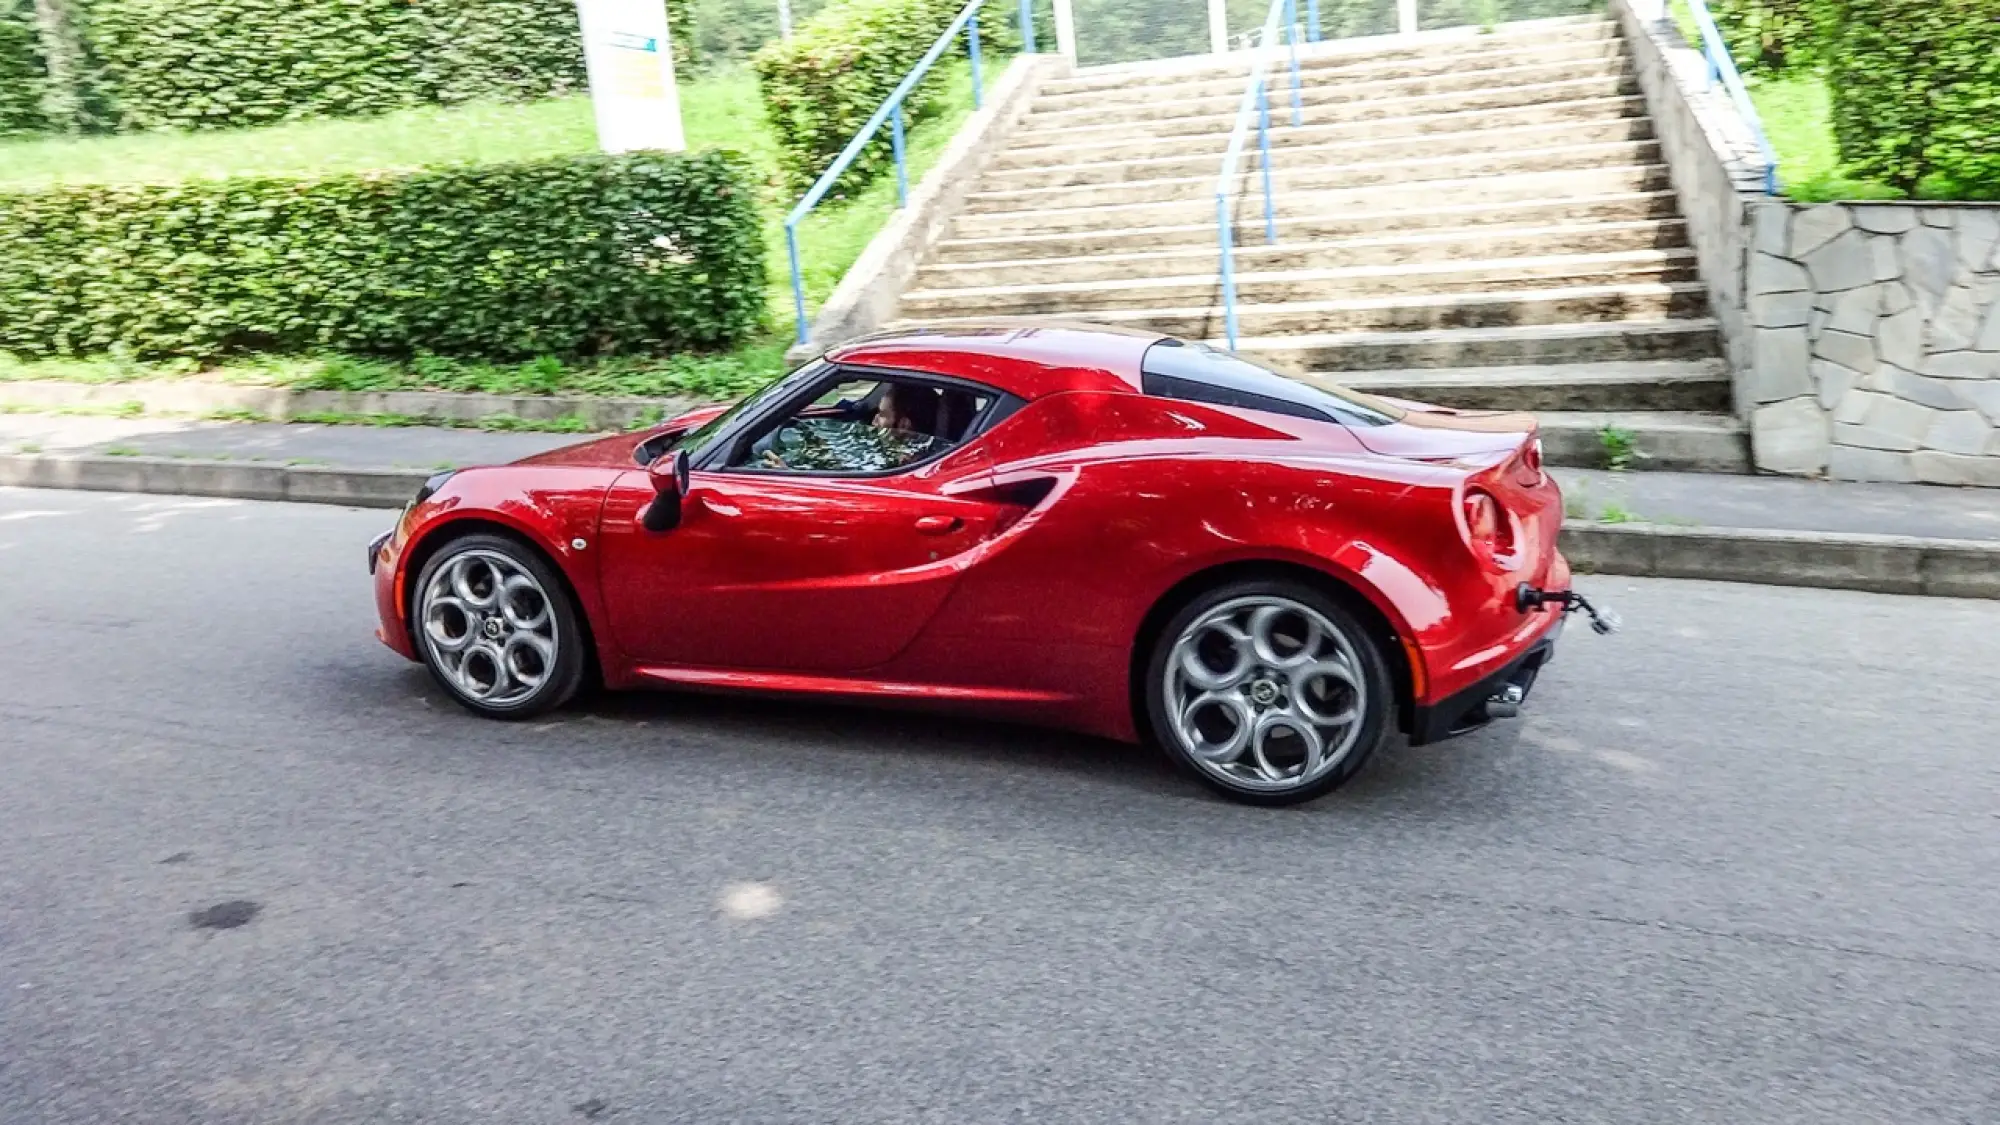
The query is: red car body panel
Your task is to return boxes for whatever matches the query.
[372,322,1572,744]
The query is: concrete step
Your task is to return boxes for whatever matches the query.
[1010,73,1641,150]
[989,95,1651,170]
[920,220,1690,286]
[1040,16,1617,96]
[903,252,1701,317]
[1331,359,1731,413]
[912,282,1710,339]
[931,191,1684,262]
[1033,36,1627,112]
[1227,319,1722,371]
[979,115,1656,191]
[950,165,1674,239]
[1023,56,1631,132]
[1537,411,1752,473]
[964,139,1661,214]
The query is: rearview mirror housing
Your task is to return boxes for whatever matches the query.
[642,449,690,532]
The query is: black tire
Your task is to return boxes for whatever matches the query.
[1142,577,1394,806]
[410,533,587,720]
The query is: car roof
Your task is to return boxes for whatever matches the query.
[826,320,1165,400]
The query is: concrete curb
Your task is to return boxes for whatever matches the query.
[0,454,426,508]
[1562,521,2000,600]
[4,454,1995,599]
[0,379,699,432]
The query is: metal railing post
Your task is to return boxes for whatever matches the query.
[890,102,909,207]
[1396,0,1416,35]
[1256,80,1276,244]
[1052,0,1076,62]
[1284,0,1302,126]
[1207,0,1229,54]
[968,18,983,108]
[1306,0,1320,41]
[787,222,808,345]
[1217,194,1240,351]
[1018,0,1035,51]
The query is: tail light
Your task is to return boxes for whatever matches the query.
[1520,437,1544,482]
[1462,488,1517,566]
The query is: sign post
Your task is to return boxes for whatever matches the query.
[575,0,686,153]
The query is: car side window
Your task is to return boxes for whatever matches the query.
[726,375,995,476]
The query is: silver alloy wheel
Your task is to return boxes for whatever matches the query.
[418,548,559,708]
[1163,595,1367,793]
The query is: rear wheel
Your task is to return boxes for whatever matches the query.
[412,533,586,719]
[1143,578,1393,806]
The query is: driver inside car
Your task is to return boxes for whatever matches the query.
[755,383,949,472]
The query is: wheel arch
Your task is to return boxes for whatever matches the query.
[1128,558,1424,740]
[399,516,606,688]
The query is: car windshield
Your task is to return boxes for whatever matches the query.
[640,360,826,465]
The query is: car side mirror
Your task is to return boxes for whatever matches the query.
[642,448,690,533]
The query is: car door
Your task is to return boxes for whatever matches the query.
[595,373,1012,674]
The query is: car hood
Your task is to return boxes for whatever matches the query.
[511,431,648,469]
[509,404,730,470]
[1343,397,1539,462]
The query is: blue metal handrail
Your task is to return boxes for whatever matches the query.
[1215,0,1302,351]
[1679,0,1780,193]
[785,0,1036,345]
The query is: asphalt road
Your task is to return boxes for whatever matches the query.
[3,486,1998,1125]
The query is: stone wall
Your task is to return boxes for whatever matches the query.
[1747,203,2000,486]
[1611,0,1767,386]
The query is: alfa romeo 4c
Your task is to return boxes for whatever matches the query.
[369,322,1613,805]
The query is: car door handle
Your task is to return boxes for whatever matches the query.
[914,515,962,535]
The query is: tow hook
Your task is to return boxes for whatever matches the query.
[1516,583,1622,635]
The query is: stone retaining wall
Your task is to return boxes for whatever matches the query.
[1747,203,2000,486]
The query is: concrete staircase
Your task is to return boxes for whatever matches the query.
[893,15,1746,472]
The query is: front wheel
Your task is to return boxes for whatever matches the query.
[412,533,586,719]
[1143,579,1394,806]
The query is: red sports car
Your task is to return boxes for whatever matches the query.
[368,322,1612,805]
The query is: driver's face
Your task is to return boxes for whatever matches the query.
[873,389,907,432]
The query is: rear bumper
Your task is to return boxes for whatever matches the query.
[1407,615,1561,746]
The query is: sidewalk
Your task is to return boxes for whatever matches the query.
[4,414,1997,598]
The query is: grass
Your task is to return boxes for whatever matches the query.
[1745,71,1906,203]
[1598,425,1640,472]
[0,58,1007,401]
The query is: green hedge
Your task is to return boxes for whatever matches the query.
[0,0,43,135]
[0,150,767,360]
[755,0,1020,196]
[1706,0,1820,74]
[83,0,610,131]
[1821,0,2000,196]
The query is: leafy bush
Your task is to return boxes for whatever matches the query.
[1820,0,2000,196]
[0,149,767,360]
[0,0,43,134]
[1704,0,1821,74]
[82,0,605,131]
[754,0,1022,195]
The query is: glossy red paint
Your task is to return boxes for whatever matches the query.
[372,322,1573,744]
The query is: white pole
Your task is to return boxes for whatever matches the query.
[575,0,686,153]
[1052,0,1077,62]
[778,0,793,38]
[1207,0,1228,54]
[1396,0,1417,35]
